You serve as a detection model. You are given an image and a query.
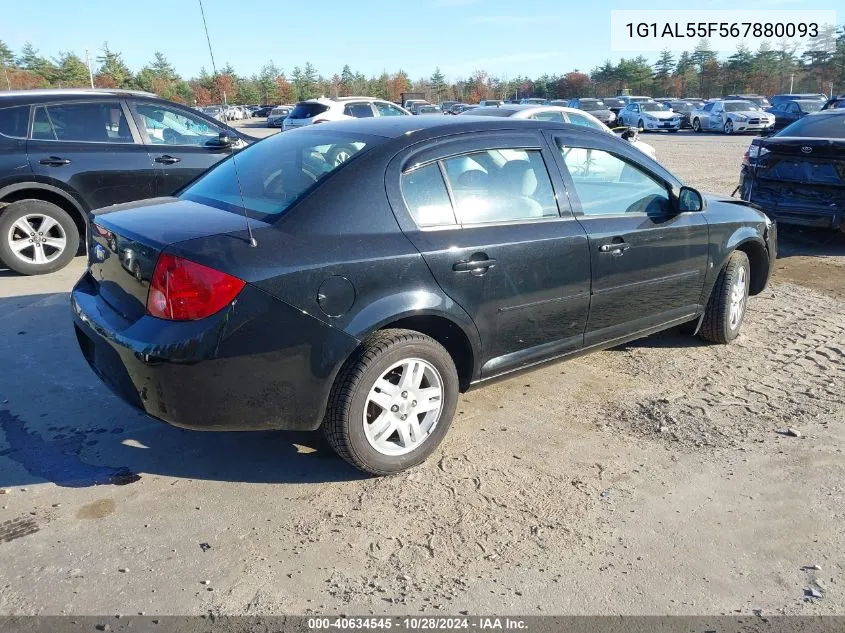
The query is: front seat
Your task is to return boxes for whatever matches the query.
[492,160,544,220]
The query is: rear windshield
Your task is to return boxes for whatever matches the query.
[602,99,624,107]
[465,107,514,117]
[288,103,330,120]
[181,131,384,221]
[0,105,30,139]
[579,100,604,110]
[777,113,845,139]
[725,102,759,112]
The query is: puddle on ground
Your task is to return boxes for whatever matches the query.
[0,409,140,488]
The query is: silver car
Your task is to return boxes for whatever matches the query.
[618,101,681,132]
[690,100,775,134]
[266,106,292,128]
[567,98,617,126]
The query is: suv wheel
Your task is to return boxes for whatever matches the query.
[323,329,459,475]
[698,250,750,344]
[0,199,80,275]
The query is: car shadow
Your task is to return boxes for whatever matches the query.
[0,294,367,489]
[776,224,845,258]
[610,324,707,351]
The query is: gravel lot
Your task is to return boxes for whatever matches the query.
[1,125,843,617]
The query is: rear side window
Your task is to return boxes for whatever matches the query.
[375,102,406,117]
[288,103,329,120]
[531,111,565,123]
[31,102,133,143]
[566,112,605,131]
[558,144,671,216]
[401,163,456,227]
[0,106,30,139]
[443,149,558,224]
[778,114,845,138]
[343,103,374,118]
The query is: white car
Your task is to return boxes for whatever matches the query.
[690,100,775,134]
[462,104,657,159]
[283,97,411,131]
[618,101,681,132]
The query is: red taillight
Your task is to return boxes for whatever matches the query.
[146,253,245,321]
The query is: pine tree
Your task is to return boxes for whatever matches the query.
[0,40,13,67]
[52,52,90,87]
[96,43,133,88]
[17,42,54,80]
[430,67,446,101]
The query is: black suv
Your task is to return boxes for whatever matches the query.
[0,89,254,275]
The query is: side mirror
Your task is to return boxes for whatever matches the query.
[678,186,704,212]
[210,131,237,147]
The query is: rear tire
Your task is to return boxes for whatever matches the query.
[322,329,459,475]
[698,251,750,344]
[0,199,80,275]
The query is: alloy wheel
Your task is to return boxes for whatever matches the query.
[6,214,67,266]
[724,120,734,135]
[728,265,748,330]
[362,357,444,456]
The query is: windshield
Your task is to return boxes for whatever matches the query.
[641,102,669,112]
[270,108,288,115]
[602,99,624,107]
[630,97,650,103]
[725,101,759,112]
[579,100,604,111]
[181,131,384,221]
[777,113,845,139]
[417,106,439,114]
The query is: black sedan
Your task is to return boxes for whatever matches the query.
[766,99,823,131]
[72,117,775,475]
[740,110,845,229]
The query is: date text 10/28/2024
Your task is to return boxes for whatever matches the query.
[625,22,819,39]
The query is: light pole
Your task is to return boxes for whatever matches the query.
[789,73,794,93]
[85,47,94,88]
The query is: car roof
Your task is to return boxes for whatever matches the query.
[297,115,592,140]
[0,88,158,105]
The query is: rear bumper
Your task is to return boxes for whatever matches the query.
[71,273,359,431]
[741,173,843,230]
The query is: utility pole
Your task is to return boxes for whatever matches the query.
[85,47,94,88]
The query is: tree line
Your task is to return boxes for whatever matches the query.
[1,32,843,107]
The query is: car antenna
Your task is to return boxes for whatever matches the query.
[229,142,257,247]
[198,0,256,247]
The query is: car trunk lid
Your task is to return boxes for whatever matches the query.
[88,197,269,322]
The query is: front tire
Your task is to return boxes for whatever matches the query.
[724,120,734,135]
[322,329,459,475]
[698,251,750,344]
[637,119,645,133]
[692,118,701,133]
[0,199,79,275]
